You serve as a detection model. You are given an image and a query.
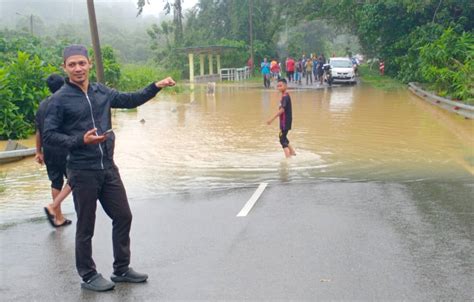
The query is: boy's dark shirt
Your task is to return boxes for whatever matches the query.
[279,92,292,131]
[35,97,68,166]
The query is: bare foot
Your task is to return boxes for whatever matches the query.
[46,204,56,217]
[47,204,65,224]
[55,216,66,225]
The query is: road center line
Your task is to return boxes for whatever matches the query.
[237,182,268,217]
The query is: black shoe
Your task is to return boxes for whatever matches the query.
[111,268,148,283]
[81,273,115,292]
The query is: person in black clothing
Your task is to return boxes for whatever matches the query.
[266,78,296,158]
[317,56,325,85]
[35,74,72,228]
[43,45,176,292]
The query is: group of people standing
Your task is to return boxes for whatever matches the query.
[260,57,283,88]
[261,53,328,88]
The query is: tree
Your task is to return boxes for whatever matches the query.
[137,0,184,44]
[299,0,473,76]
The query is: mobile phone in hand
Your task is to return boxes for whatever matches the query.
[104,128,113,135]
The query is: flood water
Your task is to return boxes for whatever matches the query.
[1,84,473,224]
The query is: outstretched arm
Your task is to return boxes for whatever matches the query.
[110,77,176,109]
[267,108,284,125]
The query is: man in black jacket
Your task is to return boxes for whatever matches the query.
[44,44,175,292]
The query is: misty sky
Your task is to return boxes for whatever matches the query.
[0,0,198,17]
[138,0,198,16]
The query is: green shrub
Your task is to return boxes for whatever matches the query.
[0,30,68,67]
[0,69,30,139]
[419,28,474,103]
[395,24,444,83]
[89,45,121,88]
[0,51,57,139]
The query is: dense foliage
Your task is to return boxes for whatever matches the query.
[118,64,182,93]
[0,52,57,139]
[419,28,473,101]
[296,0,473,102]
[89,46,122,88]
[0,33,60,139]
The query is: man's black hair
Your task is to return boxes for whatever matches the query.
[46,74,64,93]
[277,78,287,85]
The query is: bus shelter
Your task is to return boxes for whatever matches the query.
[180,46,236,82]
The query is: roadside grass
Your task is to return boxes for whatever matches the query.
[359,64,405,90]
[246,74,264,83]
[118,64,187,94]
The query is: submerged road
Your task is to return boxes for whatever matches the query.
[0,181,472,300]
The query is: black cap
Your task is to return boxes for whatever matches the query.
[63,44,88,62]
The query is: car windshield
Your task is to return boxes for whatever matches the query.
[330,60,353,68]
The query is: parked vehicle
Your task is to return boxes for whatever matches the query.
[328,57,357,84]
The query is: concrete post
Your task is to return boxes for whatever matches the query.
[216,54,221,75]
[188,53,194,82]
[199,54,205,76]
[208,54,213,75]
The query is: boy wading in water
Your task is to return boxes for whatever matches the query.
[267,78,296,158]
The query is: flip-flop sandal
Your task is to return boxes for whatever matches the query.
[55,219,72,227]
[43,207,56,228]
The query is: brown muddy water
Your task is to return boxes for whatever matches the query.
[0,84,473,224]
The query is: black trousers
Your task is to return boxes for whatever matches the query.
[263,74,270,88]
[68,166,132,280]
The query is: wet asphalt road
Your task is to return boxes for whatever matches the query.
[0,181,472,301]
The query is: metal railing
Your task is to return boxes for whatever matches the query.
[220,67,250,81]
[408,83,473,119]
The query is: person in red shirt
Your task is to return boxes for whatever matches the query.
[286,57,295,82]
[379,60,385,76]
[247,57,253,73]
[270,59,280,80]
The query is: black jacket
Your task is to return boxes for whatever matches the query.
[44,79,161,170]
[36,96,68,166]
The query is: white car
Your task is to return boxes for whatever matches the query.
[328,57,357,84]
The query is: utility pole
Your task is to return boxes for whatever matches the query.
[248,0,254,74]
[86,0,105,83]
[15,13,33,35]
[29,14,33,35]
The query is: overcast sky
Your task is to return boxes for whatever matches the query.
[139,0,198,16]
[0,0,199,17]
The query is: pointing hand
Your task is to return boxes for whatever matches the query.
[155,77,176,88]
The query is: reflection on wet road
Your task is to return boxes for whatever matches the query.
[0,84,473,223]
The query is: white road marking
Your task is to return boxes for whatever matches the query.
[237,182,268,217]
